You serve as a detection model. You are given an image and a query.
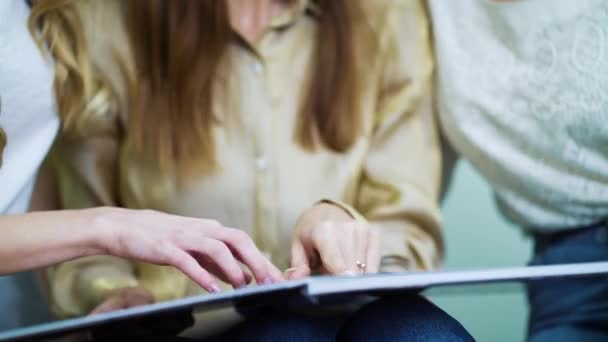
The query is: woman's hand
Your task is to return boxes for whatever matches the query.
[94,208,284,294]
[288,203,381,280]
[90,287,154,315]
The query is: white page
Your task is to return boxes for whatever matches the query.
[305,261,608,296]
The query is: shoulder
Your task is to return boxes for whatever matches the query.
[357,0,431,56]
[359,0,429,30]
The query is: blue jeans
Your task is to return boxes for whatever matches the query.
[527,221,608,342]
[214,294,474,342]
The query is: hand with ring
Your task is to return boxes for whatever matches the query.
[288,202,381,280]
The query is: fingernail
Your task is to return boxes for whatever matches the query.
[284,268,298,275]
[261,277,273,285]
[209,284,222,293]
[342,271,356,276]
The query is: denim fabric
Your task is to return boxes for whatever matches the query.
[215,294,474,342]
[527,222,608,342]
[0,272,51,331]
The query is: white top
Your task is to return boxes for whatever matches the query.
[430,0,608,231]
[0,0,58,214]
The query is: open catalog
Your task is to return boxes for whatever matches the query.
[1,262,607,341]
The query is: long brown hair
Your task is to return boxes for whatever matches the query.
[31,0,364,177]
[127,0,363,176]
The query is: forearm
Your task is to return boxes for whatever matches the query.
[0,208,111,274]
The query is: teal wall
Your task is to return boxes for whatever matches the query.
[428,161,532,342]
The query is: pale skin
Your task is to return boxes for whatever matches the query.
[33,0,382,314]
[20,165,283,314]
[0,207,283,290]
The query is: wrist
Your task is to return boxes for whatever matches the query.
[82,207,124,257]
[312,202,354,221]
[317,199,367,223]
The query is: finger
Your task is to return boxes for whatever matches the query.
[242,268,254,284]
[167,248,222,294]
[90,288,153,315]
[188,260,234,286]
[354,223,369,274]
[212,228,284,284]
[283,267,299,280]
[197,238,248,288]
[365,227,382,274]
[340,222,359,274]
[90,296,124,315]
[289,240,311,280]
[264,258,283,283]
[287,268,310,280]
[122,288,154,307]
[195,257,251,286]
[312,222,348,275]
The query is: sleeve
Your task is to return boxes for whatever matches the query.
[325,0,443,272]
[47,119,188,317]
[45,117,135,317]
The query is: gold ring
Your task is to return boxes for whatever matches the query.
[356,260,367,272]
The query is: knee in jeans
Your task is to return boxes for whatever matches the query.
[339,295,474,342]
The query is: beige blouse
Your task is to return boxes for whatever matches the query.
[47,0,442,318]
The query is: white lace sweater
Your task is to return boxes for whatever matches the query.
[430,0,608,231]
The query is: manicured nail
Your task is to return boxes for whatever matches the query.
[209,284,222,293]
[284,268,298,275]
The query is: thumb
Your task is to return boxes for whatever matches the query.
[289,240,311,280]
